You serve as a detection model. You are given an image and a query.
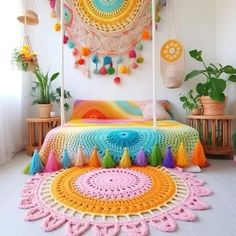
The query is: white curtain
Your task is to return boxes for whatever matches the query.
[0,3,27,164]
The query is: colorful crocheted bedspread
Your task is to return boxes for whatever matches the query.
[40,119,199,163]
[71,99,171,120]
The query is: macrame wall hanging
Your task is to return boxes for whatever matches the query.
[48,0,165,85]
[13,0,39,72]
[160,0,185,88]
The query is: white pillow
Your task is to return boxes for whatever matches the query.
[139,101,171,120]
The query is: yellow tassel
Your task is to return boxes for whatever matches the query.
[119,148,132,168]
[88,147,101,168]
[192,140,208,167]
[175,142,189,168]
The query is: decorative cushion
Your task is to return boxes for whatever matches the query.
[138,101,171,120]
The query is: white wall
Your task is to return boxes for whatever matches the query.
[30,0,217,122]
[216,0,236,120]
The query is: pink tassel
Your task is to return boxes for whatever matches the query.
[44,151,61,172]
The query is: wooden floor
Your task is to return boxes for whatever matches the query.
[0,152,236,236]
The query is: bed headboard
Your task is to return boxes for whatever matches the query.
[70,100,172,120]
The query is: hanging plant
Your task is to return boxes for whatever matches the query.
[12,44,38,72]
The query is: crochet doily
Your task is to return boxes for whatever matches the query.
[19,166,212,235]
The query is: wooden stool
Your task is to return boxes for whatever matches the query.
[187,115,236,155]
[26,117,60,155]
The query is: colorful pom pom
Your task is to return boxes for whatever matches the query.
[131,61,138,69]
[103,56,112,65]
[44,151,61,172]
[67,40,75,49]
[74,146,87,167]
[175,142,189,168]
[149,144,162,166]
[100,66,107,75]
[119,65,128,74]
[135,42,143,51]
[119,148,132,168]
[50,10,57,18]
[134,149,147,166]
[72,48,79,57]
[114,76,121,84]
[76,58,85,65]
[88,147,101,168]
[54,22,61,31]
[63,35,68,44]
[142,30,150,40]
[102,149,116,168]
[191,140,208,167]
[136,56,144,64]
[107,66,115,75]
[81,47,90,57]
[61,149,72,168]
[29,149,43,175]
[129,49,137,58]
[163,146,175,168]
[92,54,99,64]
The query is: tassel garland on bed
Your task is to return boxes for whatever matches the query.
[191,140,208,167]
[29,149,43,175]
[119,148,132,168]
[61,149,72,168]
[149,144,162,167]
[102,149,116,168]
[88,147,101,168]
[74,146,87,167]
[175,142,189,168]
[134,148,148,166]
[163,146,175,168]
[44,151,61,172]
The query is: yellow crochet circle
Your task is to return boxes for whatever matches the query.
[73,0,143,32]
[161,39,184,62]
[51,167,177,215]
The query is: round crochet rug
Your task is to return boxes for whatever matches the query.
[19,166,211,235]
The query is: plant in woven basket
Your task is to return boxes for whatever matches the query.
[31,67,72,111]
[12,45,38,72]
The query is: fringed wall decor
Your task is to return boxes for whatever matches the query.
[48,0,166,85]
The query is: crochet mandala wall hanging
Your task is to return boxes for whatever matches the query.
[19,166,212,235]
[48,0,165,84]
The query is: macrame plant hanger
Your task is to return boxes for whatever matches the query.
[160,0,185,89]
[17,0,38,72]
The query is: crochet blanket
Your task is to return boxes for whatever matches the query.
[40,119,199,163]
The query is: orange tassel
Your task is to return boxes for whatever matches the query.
[88,147,101,168]
[175,142,189,168]
[192,140,208,167]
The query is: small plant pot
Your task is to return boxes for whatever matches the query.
[191,107,202,115]
[200,96,227,116]
[36,104,52,118]
[17,62,37,72]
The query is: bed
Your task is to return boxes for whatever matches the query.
[39,100,199,163]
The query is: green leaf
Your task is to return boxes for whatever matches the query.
[209,78,226,93]
[189,49,203,62]
[196,83,209,96]
[206,66,217,76]
[50,72,59,82]
[185,70,205,81]
[228,74,236,82]
[222,65,236,74]
[209,90,225,102]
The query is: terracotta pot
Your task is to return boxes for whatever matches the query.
[191,107,202,115]
[200,96,227,116]
[36,104,52,118]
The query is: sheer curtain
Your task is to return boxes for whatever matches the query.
[0,3,27,164]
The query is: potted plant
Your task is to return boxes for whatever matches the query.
[179,89,201,115]
[185,49,236,115]
[12,44,38,72]
[31,67,72,118]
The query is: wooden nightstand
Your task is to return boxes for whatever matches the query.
[26,117,60,155]
[187,115,236,155]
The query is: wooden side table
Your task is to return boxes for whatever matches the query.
[187,115,236,155]
[26,117,60,155]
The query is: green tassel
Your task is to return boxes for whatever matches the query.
[22,162,31,174]
[149,144,162,167]
[102,149,116,168]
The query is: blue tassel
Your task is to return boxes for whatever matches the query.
[61,149,71,168]
[29,149,43,175]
